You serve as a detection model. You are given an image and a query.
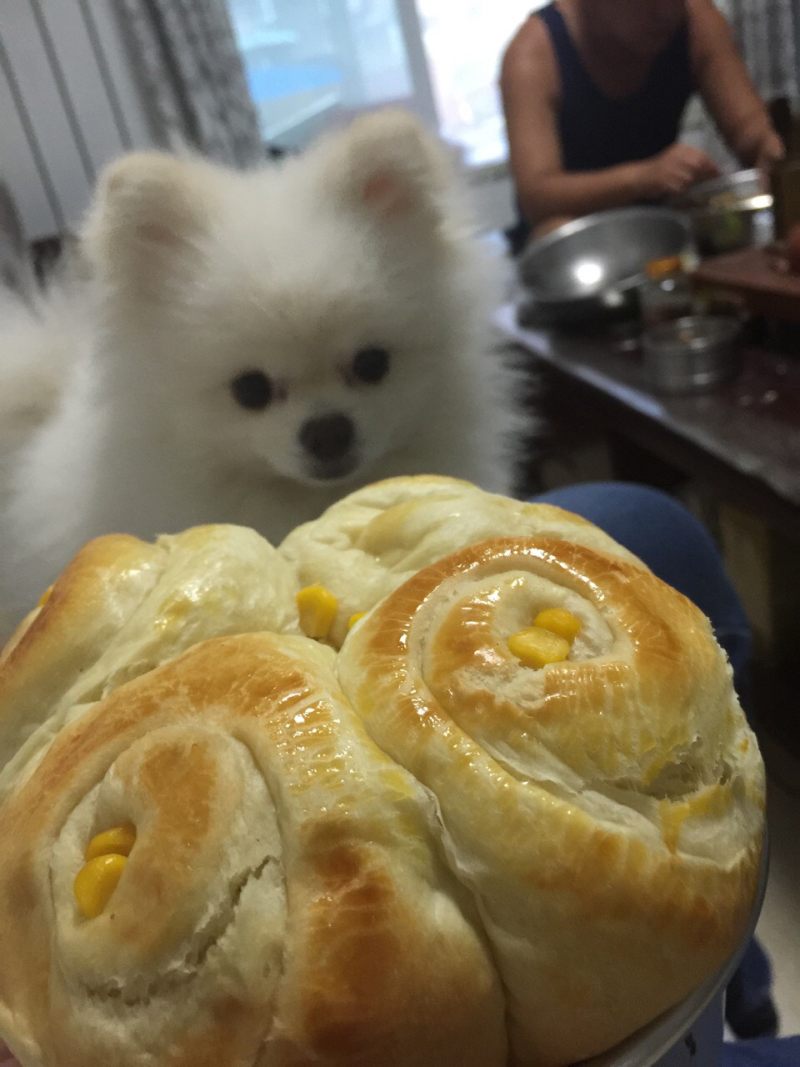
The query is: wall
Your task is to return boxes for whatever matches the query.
[0,0,157,240]
[0,1,518,240]
[468,162,515,234]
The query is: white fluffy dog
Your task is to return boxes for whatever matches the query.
[0,110,521,635]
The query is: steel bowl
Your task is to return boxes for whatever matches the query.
[642,315,742,394]
[681,169,774,255]
[683,168,768,209]
[517,208,692,323]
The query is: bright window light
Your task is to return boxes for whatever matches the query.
[227,0,546,165]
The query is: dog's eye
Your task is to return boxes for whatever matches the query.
[230,370,273,410]
[350,347,390,384]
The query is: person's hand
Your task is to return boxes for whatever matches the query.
[755,130,786,172]
[636,144,720,199]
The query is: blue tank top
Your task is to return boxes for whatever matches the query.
[539,2,695,171]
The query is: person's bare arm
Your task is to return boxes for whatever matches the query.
[500,18,718,233]
[689,0,784,169]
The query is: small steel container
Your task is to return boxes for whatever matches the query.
[642,315,742,394]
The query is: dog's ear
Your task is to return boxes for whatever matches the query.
[324,109,455,223]
[82,152,212,291]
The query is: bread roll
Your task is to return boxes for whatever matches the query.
[0,631,505,1066]
[280,475,643,647]
[337,536,765,1064]
[0,525,299,803]
[0,486,765,1065]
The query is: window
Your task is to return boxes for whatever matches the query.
[228,0,543,167]
[417,0,542,166]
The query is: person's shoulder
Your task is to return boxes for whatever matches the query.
[686,0,724,17]
[500,13,557,90]
[685,0,733,65]
[686,0,729,36]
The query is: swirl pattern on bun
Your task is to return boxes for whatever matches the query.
[280,475,644,648]
[0,525,299,803]
[337,535,764,1065]
[0,633,505,1067]
[0,478,765,1066]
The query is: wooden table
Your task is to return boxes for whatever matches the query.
[496,301,800,751]
[494,302,800,540]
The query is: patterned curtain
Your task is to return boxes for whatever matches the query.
[724,0,800,102]
[119,0,265,166]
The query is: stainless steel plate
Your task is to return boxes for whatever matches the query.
[517,207,692,309]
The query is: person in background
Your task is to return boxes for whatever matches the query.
[501,0,785,249]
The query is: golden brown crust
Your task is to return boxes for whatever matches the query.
[0,525,300,803]
[337,536,765,1065]
[280,474,643,648]
[0,534,164,769]
[0,633,505,1067]
[0,479,765,1066]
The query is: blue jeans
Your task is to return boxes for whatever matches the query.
[533,483,775,1041]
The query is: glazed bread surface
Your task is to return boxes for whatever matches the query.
[279,475,644,647]
[0,525,299,802]
[0,478,765,1066]
[337,534,765,1064]
[0,631,505,1067]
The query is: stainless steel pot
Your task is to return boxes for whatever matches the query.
[685,168,767,207]
[682,169,774,256]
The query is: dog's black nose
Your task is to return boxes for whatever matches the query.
[299,413,355,461]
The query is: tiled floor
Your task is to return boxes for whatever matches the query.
[755,749,800,1037]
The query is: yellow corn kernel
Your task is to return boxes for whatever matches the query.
[534,608,581,642]
[347,612,366,630]
[85,824,137,861]
[296,585,338,640]
[74,854,128,919]
[508,626,570,669]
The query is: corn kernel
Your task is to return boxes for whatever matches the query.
[85,824,137,861]
[296,585,338,640]
[534,608,581,642]
[508,627,570,669]
[74,854,128,919]
[347,612,366,630]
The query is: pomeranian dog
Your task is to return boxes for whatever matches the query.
[0,109,522,635]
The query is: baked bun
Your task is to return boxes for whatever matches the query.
[280,475,643,647]
[0,631,505,1066]
[0,525,299,802]
[338,536,765,1064]
[0,481,765,1066]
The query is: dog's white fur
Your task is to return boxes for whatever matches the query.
[0,110,522,634]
